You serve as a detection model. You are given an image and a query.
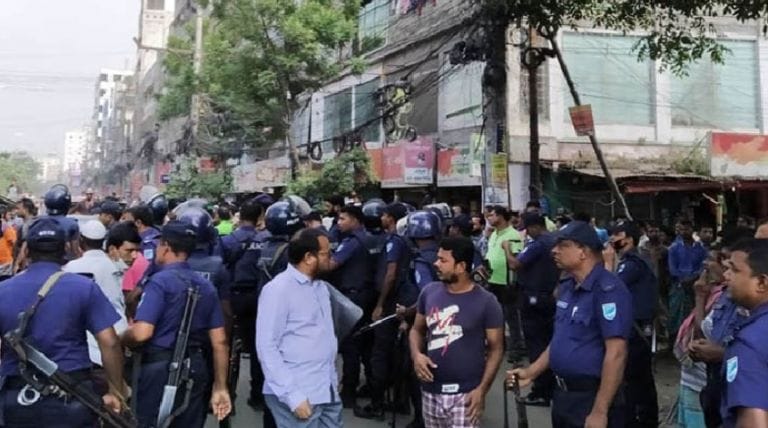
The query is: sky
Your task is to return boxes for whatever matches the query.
[0,1,140,157]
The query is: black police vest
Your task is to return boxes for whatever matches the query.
[375,234,411,294]
[232,239,268,290]
[334,232,377,293]
[398,245,438,306]
[253,238,290,291]
[188,254,225,290]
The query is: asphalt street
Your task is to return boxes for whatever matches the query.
[205,354,681,428]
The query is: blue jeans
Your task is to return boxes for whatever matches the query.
[264,394,343,428]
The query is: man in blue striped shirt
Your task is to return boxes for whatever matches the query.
[256,228,342,427]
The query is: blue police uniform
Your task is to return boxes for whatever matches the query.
[516,232,558,402]
[549,264,633,427]
[139,227,161,263]
[700,291,748,428]
[0,249,119,425]
[721,302,768,427]
[49,215,80,241]
[616,249,659,427]
[366,231,410,413]
[188,249,232,302]
[134,261,225,428]
[218,225,270,267]
[331,227,376,402]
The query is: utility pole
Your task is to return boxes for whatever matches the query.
[191,3,204,142]
[545,32,632,221]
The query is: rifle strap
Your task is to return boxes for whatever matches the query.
[19,271,66,336]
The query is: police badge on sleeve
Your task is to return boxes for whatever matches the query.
[602,303,617,321]
[726,356,738,382]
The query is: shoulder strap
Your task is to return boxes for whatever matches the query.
[17,271,66,337]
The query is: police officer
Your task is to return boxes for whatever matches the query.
[123,205,162,263]
[121,221,232,428]
[177,206,233,315]
[608,221,659,427]
[396,210,442,428]
[324,195,345,243]
[502,212,559,407]
[719,239,768,427]
[508,221,632,428]
[327,204,376,408]
[0,217,126,427]
[221,198,270,409]
[43,184,80,260]
[356,201,411,419]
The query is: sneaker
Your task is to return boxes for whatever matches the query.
[247,396,264,411]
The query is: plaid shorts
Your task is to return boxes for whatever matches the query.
[422,390,480,428]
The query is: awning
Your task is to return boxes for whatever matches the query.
[561,167,723,194]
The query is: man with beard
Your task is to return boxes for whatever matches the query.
[409,237,504,428]
[256,228,342,427]
[324,195,345,245]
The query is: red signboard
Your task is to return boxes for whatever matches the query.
[569,105,595,136]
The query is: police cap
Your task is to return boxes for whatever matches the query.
[161,220,198,242]
[556,220,602,251]
[383,203,408,221]
[27,217,67,251]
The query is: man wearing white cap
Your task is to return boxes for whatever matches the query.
[64,220,128,366]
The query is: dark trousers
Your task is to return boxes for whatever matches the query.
[136,351,210,428]
[521,293,555,400]
[340,289,376,398]
[700,363,723,428]
[231,289,262,400]
[552,387,625,428]
[488,283,524,351]
[0,381,96,427]
[369,302,399,405]
[625,331,658,427]
[404,334,424,427]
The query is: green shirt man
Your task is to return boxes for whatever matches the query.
[486,220,523,286]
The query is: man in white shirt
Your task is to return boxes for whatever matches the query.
[64,220,128,366]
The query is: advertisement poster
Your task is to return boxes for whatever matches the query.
[437,145,481,187]
[404,138,435,185]
[710,132,768,177]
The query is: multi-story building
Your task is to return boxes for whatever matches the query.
[38,154,63,184]
[64,130,87,172]
[272,6,768,224]
[87,69,134,172]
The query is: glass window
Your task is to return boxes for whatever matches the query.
[670,40,759,129]
[358,0,389,50]
[441,60,483,129]
[354,79,381,142]
[146,0,164,10]
[562,33,654,125]
[290,103,310,146]
[323,88,353,140]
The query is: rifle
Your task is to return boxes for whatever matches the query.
[3,331,136,428]
[156,284,201,428]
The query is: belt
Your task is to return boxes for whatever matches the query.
[141,346,204,365]
[554,375,601,392]
[231,287,259,294]
[4,369,92,389]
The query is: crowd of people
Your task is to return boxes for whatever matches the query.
[0,183,768,428]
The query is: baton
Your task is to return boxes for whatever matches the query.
[353,313,398,337]
[510,372,528,428]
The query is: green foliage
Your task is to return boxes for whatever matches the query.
[490,0,767,75]
[286,149,378,202]
[158,0,360,151]
[0,152,41,196]
[165,157,232,200]
[670,149,709,176]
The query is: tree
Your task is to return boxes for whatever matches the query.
[164,157,232,200]
[286,149,378,204]
[473,0,768,219]
[158,0,361,171]
[0,152,41,197]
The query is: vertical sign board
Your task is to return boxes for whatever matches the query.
[404,138,435,185]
